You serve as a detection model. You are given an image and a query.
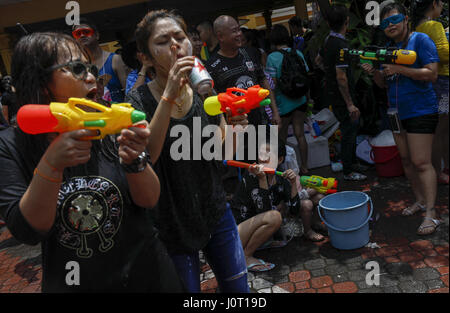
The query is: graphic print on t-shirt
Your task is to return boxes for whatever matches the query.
[236,75,256,90]
[55,176,123,258]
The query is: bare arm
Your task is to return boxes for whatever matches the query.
[336,67,360,120]
[382,63,438,83]
[113,54,132,91]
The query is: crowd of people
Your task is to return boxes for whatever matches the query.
[0,0,447,292]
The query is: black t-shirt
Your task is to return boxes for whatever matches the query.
[230,170,301,225]
[126,85,228,254]
[319,33,356,107]
[206,47,268,126]
[0,127,183,292]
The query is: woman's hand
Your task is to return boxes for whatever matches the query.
[162,47,195,103]
[224,107,249,128]
[282,169,298,186]
[43,129,97,171]
[117,121,151,165]
[249,163,266,179]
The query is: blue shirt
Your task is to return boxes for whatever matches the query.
[386,32,439,120]
[125,70,151,95]
[266,48,309,116]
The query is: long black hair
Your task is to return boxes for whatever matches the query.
[10,32,117,176]
[410,0,438,29]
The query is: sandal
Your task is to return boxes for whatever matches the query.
[402,202,426,216]
[417,217,441,236]
[305,229,325,242]
[247,259,275,272]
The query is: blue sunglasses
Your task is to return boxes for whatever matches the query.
[380,14,406,30]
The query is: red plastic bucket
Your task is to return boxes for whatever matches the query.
[370,145,404,177]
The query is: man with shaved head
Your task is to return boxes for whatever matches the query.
[206,15,281,128]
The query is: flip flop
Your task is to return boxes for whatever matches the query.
[247,259,275,272]
[417,217,441,236]
[402,202,426,216]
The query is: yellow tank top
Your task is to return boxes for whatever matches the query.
[416,20,449,76]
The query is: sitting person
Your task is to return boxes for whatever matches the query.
[230,140,325,272]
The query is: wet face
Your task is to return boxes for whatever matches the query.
[47,42,97,103]
[381,9,408,41]
[217,18,243,50]
[144,18,191,76]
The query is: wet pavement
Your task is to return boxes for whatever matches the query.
[0,165,448,293]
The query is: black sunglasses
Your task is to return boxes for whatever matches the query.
[47,61,99,80]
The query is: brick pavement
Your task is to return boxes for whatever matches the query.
[0,167,448,293]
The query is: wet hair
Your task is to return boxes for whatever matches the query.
[327,5,349,32]
[11,32,88,108]
[196,20,213,31]
[135,9,187,59]
[269,24,292,47]
[410,0,439,29]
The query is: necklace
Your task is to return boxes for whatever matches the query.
[152,80,187,112]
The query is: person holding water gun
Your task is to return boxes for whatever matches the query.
[0,32,185,292]
[229,139,326,273]
[361,2,441,235]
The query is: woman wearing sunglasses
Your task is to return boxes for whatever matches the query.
[362,3,441,235]
[411,0,449,186]
[0,32,185,292]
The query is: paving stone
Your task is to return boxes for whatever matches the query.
[274,265,291,276]
[412,268,441,281]
[288,270,310,283]
[347,262,364,270]
[310,276,333,289]
[310,269,326,277]
[385,262,413,275]
[332,281,358,293]
[348,269,369,281]
[252,278,273,290]
[272,274,289,284]
[356,280,371,289]
[325,264,347,275]
[304,258,326,270]
[398,280,428,293]
[275,282,294,293]
[332,273,349,283]
[272,285,290,293]
[424,279,445,290]
[258,288,272,293]
[424,256,449,268]
[290,263,305,272]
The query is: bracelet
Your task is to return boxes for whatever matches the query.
[34,168,62,183]
[161,95,177,105]
[43,158,61,172]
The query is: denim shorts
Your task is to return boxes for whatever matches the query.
[401,113,439,134]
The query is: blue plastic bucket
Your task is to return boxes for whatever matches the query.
[318,191,373,250]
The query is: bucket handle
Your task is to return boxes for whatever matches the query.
[370,149,399,164]
[318,198,373,233]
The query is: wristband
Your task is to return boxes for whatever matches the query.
[120,151,150,173]
[161,95,177,105]
[34,168,62,183]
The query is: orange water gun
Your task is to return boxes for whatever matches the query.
[204,85,271,117]
[223,160,284,176]
[17,97,146,140]
[300,175,338,194]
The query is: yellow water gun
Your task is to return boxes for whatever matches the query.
[340,47,417,67]
[300,175,338,194]
[17,97,146,140]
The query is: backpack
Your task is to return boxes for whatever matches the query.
[277,49,310,99]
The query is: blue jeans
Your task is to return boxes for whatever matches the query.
[169,207,249,293]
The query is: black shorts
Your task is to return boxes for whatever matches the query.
[401,113,438,134]
[280,104,307,118]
